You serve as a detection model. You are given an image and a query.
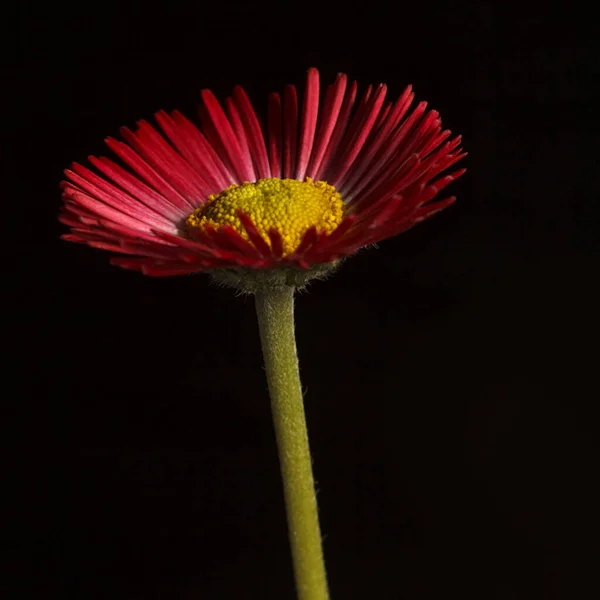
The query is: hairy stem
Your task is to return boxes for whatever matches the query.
[254,285,328,600]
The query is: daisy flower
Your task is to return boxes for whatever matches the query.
[60,68,465,287]
[59,68,466,600]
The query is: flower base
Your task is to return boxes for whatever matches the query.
[209,261,342,294]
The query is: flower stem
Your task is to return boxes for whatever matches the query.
[254,285,328,600]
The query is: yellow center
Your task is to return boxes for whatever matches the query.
[186,178,344,256]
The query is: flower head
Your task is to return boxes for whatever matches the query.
[60,68,466,285]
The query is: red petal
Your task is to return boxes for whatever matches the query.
[337,85,414,197]
[345,100,429,202]
[65,166,176,228]
[412,196,457,222]
[224,97,256,181]
[211,225,264,259]
[268,228,284,258]
[237,211,273,257]
[199,89,255,182]
[105,137,194,212]
[330,83,388,187]
[282,85,298,179]
[306,73,347,180]
[63,188,166,233]
[233,86,271,180]
[167,110,235,187]
[314,80,358,181]
[289,226,318,258]
[120,121,213,199]
[302,216,356,261]
[267,92,283,179]
[88,156,185,219]
[295,68,320,180]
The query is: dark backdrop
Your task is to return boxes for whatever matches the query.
[8,1,599,598]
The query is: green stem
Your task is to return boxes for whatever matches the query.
[254,285,329,600]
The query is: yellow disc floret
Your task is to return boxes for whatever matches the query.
[186,178,344,256]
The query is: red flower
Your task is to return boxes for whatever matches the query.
[60,68,466,277]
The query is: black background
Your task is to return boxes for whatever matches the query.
[9,1,599,598]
